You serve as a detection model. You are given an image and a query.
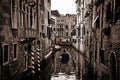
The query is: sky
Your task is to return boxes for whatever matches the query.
[51,0,76,15]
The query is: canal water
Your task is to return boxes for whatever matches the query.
[51,72,76,80]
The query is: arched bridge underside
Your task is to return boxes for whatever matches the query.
[52,45,79,73]
[40,43,84,80]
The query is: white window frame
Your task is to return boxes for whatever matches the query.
[13,43,18,61]
[3,44,9,65]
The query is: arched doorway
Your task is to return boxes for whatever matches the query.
[110,53,116,80]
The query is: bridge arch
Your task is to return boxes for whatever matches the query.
[51,43,82,75]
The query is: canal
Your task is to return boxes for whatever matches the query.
[51,72,76,80]
[39,43,82,80]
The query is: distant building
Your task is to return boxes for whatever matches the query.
[56,14,77,43]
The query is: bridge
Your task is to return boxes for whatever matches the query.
[39,42,84,80]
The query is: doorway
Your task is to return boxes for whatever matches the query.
[110,53,116,80]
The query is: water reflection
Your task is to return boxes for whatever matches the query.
[51,72,76,80]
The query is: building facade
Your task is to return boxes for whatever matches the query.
[94,0,120,80]
[0,0,52,80]
[75,0,88,79]
[51,10,61,46]
[76,0,120,80]
[40,0,52,57]
[56,14,77,43]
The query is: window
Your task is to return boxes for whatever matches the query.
[61,20,64,22]
[73,39,76,43]
[71,32,73,36]
[66,32,68,36]
[27,7,29,27]
[23,5,26,28]
[53,28,55,31]
[48,11,50,25]
[30,8,33,27]
[42,33,45,38]
[78,26,81,37]
[71,25,75,29]
[24,56,27,69]
[95,41,97,60]
[99,49,104,64]
[96,12,100,28]
[47,27,51,39]
[57,20,60,22]
[40,32,42,36]
[106,3,112,23]
[71,29,76,36]
[115,0,120,23]
[41,0,44,9]
[74,39,76,43]
[34,13,36,29]
[42,25,44,32]
[12,0,18,29]
[13,44,17,59]
[12,0,15,7]
[19,0,22,9]
[3,45,9,64]
[19,0,23,27]
[65,25,68,29]
[78,39,80,43]
[82,26,85,36]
